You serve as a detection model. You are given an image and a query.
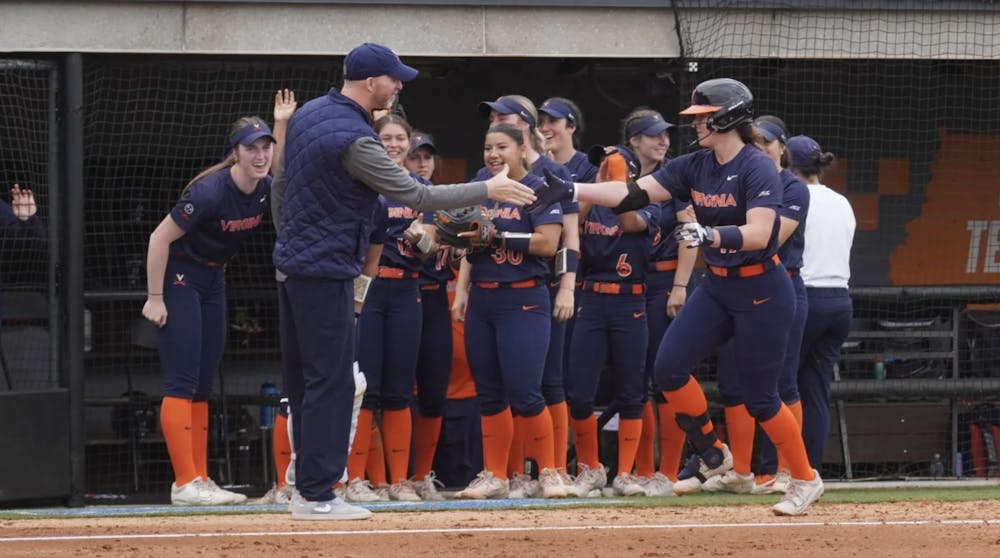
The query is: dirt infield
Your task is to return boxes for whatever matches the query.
[2,500,1000,558]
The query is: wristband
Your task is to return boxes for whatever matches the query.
[673,283,687,288]
[564,248,580,274]
[716,226,743,250]
[353,274,373,304]
[499,231,532,253]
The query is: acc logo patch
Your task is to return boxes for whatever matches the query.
[183,203,195,215]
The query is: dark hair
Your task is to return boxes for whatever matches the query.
[373,113,412,137]
[736,121,762,150]
[486,123,529,172]
[792,150,836,180]
[545,96,585,149]
[183,115,265,194]
[621,107,657,145]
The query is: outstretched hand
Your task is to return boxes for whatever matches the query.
[10,184,37,221]
[274,89,297,123]
[485,164,535,206]
[524,168,574,213]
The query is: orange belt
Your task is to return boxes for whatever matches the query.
[709,254,781,278]
[581,281,645,295]
[420,282,443,291]
[377,266,419,279]
[474,279,539,289]
[653,259,678,272]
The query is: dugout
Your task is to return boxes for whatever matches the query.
[2,0,1000,502]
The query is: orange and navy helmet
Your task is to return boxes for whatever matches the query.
[679,78,754,132]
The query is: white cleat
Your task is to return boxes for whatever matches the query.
[344,478,381,503]
[388,480,422,502]
[772,469,824,516]
[454,470,509,499]
[412,472,446,501]
[673,444,734,495]
[508,473,541,498]
[612,473,647,497]
[701,470,754,494]
[204,478,248,505]
[170,477,233,506]
[538,468,568,498]
[566,464,606,497]
[639,472,675,497]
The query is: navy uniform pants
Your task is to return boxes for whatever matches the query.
[415,284,452,418]
[358,277,422,411]
[798,287,852,469]
[278,277,355,503]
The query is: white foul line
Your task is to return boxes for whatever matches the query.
[2,519,999,544]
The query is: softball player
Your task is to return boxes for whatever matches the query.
[404,131,437,182]
[612,109,698,497]
[703,115,811,495]
[538,97,598,183]
[453,123,568,499]
[788,135,854,471]
[529,78,824,516]
[476,95,580,487]
[565,146,659,497]
[142,116,275,506]
[349,114,427,502]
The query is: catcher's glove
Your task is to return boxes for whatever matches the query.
[433,205,496,249]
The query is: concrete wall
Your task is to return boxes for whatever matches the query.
[2,2,998,58]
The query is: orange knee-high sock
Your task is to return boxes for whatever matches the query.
[508,415,526,476]
[522,408,556,471]
[160,396,198,486]
[481,408,514,480]
[272,413,292,489]
[548,402,569,471]
[346,409,374,482]
[635,401,656,477]
[411,413,442,480]
[724,404,756,475]
[191,401,210,481]
[776,400,804,473]
[570,415,600,470]
[381,409,412,484]
[662,375,723,452]
[759,404,815,481]
[367,424,388,486]
[656,401,686,481]
[617,418,643,477]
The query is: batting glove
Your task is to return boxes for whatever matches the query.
[525,168,574,213]
[674,222,715,248]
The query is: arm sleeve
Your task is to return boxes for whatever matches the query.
[345,137,488,211]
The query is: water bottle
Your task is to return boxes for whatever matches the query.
[259,382,279,428]
[872,358,886,380]
[954,452,963,478]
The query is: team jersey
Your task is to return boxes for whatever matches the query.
[467,173,563,283]
[580,204,659,283]
[418,211,457,284]
[377,193,424,271]
[648,197,692,264]
[169,167,271,265]
[776,168,810,271]
[650,145,782,268]
[563,150,599,183]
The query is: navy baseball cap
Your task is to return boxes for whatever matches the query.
[587,144,640,179]
[539,99,577,125]
[230,120,275,147]
[754,116,789,144]
[625,112,674,138]
[409,131,436,155]
[787,135,822,167]
[344,42,418,82]
[478,96,536,129]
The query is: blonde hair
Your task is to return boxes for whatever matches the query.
[182,116,266,195]
[504,94,546,155]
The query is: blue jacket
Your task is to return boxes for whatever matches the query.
[273,89,380,279]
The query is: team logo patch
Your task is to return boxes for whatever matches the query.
[183,203,195,215]
[173,273,186,287]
